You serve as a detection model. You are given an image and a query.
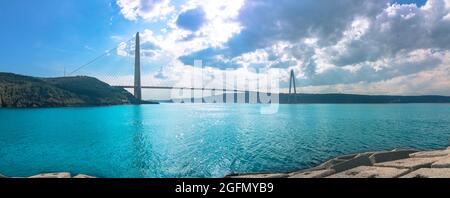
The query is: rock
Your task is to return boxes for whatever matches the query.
[375,157,443,170]
[335,154,358,160]
[289,169,335,178]
[392,148,414,152]
[330,154,373,173]
[73,174,96,178]
[315,158,347,170]
[369,149,418,163]
[228,173,289,178]
[0,173,7,178]
[401,168,450,178]
[327,166,409,178]
[29,172,71,178]
[431,156,450,168]
[410,149,450,158]
[226,148,450,179]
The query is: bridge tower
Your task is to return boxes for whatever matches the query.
[289,69,297,103]
[134,32,142,101]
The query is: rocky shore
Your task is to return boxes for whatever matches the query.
[228,147,450,178]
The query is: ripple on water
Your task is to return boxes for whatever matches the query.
[0,104,450,177]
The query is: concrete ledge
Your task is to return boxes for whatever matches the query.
[335,154,358,160]
[369,149,418,163]
[431,156,450,168]
[410,149,450,158]
[73,174,96,178]
[327,166,409,178]
[29,172,71,178]
[401,168,450,178]
[228,147,450,178]
[375,157,443,170]
[289,169,335,178]
[315,159,347,170]
[330,154,373,173]
[227,173,289,178]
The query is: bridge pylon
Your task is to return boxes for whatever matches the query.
[134,32,142,101]
[289,69,297,103]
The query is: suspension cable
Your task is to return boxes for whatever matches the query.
[67,37,135,76]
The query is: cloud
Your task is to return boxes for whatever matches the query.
[225,0,389,56]
[178,0,388,65]
[116,0,245,60]
[116,0,174,21]
[176,7,206,31]
[328,1,450,66]
[177,0,450,85]
[300,53,450,96]
[300,49,443,86]
[114,0,450,96]
[116,41,131,56]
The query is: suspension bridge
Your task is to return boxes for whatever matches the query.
[68,32,298,102]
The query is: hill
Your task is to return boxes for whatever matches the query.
[0,73,139,108]
[186,92,450,104]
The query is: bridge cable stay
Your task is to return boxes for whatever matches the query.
[67,37,135,76]
[64,32,289,101]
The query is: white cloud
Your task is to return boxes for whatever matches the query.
[116,0,174,21]
[112,0,450,96]
[115,0,245,62]
[116,41,131,56]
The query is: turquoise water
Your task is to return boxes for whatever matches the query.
[0,104,450,178]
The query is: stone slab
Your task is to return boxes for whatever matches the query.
[369,150,417,163]
[228,173,289,178]
[315,159,346,170]
[410,149,450,158]
[289,169,335,178]
[431,156,450,168]
[330,154,373,173]
[375,157,443,170]
[73,174,96,178]
[327,166,409,178]
[29,172,71,178]
[401,168,450,178]
[335,154,358,160]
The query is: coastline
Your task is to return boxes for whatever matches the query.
[1,147,449,178]
[227,146,450,178]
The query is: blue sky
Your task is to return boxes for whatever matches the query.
[0,0,148,76]
[0,0,449,96]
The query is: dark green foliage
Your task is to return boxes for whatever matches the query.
[0,73,138,108]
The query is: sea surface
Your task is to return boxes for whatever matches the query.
[0,104,449,178]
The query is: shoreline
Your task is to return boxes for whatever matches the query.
[1,147,449,178]
[227,146,450,178]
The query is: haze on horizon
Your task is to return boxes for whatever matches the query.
[1,0,450,98]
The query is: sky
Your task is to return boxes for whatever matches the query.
[1,0,450,96]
